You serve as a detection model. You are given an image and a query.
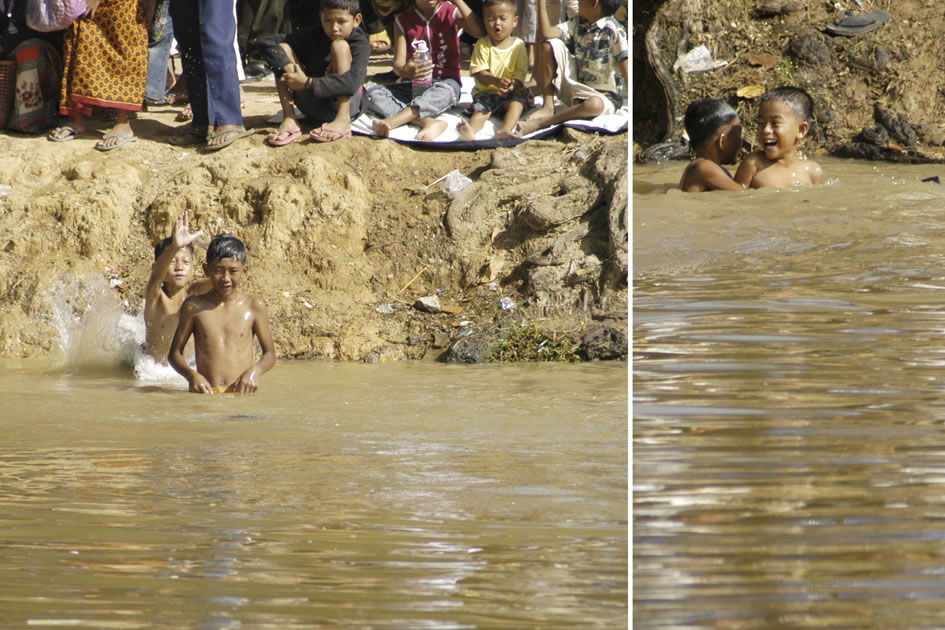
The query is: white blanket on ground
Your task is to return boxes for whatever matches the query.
[351,76,628,143]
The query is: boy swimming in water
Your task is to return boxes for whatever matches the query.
[679,98,745,192]
[168,234,276,394]
[144,212,210,363]
[735,86,823,189]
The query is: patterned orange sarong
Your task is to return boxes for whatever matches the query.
[59,0,148,116]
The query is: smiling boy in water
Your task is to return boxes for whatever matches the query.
[168,235,276,394]
[144,212,210,363]
[679,98,745,192]
[734,86,823,189]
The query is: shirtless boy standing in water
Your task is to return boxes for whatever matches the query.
[144,212,210,363]
[168,235,276,394]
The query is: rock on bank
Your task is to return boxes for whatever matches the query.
[0,123,628,363]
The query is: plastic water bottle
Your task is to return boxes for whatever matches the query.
[411,40,432,99]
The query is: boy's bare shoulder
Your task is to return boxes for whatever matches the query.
[248,295,270,312]
[182,291,216,312]
[805,158,824,183]
[741,151,769,166]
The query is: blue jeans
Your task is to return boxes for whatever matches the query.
[170,0,242,127]
[367,79,461,121]
[145,0,174,103]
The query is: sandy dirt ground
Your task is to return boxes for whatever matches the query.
[636,0,945,164]
[0,52,628,363]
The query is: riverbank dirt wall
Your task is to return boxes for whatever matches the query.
[0,82,627,363]
[636,0,945,163]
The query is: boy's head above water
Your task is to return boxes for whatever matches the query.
[684,98,742,164]
[154,236,195,291]
[756,86,813,161]
[320,0,362,40]
[206,234,247,265]
[205,235,248,298]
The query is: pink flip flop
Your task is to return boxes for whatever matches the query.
[266,128,302,147]
[310,125,352,142]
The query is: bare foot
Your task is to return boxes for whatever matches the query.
[415,119,447,142]
[456,120,476,141]
[97,120,136,149]
[49,124,85,140]
[373,119,392,137]
[269,119,300,140]
[513,116,547,137]
[495,127,516,139]
[206,124,250,150]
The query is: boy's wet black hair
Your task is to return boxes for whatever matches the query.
[759,86,814,125]
[320,0,361,15]
[598,0,621,17]
[154,236,192,261]
[482,0,517,11]
[206,234,247,265]
[684,98,739,150]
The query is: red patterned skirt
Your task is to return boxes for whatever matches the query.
[59,0,148,116]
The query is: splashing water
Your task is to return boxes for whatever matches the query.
[46,273,183,384]
[47,273,139,367]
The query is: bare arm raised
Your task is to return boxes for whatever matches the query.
[145,211,206,301]
[453,0,484,39]
[535,0,561,42]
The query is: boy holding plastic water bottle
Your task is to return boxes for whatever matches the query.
[366,0,482,141]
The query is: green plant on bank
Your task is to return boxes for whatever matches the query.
[489,320,582,363]
[774,57,798,86]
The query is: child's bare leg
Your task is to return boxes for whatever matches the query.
[273,43,303,139]
[457,111,488,140]
[495,101,525,138]
[325,40,354,136]
[516,94,604,136]
[415,116,448,141]
[526,40,556,120]
[373,105,419,137]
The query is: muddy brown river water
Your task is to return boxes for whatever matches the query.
[634,157,945,627]
[0,358,627,628]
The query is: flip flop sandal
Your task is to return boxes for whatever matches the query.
[168,128,208,146]
[48,126,84,142]
[204,127,254,151]
[95,133,138,151]
[266,128,302,146]
[310,125,352,142]
[824,10,891,36]
[369,31,391,53]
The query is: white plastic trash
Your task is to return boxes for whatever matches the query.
[673,45,728,73]
[442,169,472,198]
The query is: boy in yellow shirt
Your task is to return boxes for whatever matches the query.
[457,0,530,140]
